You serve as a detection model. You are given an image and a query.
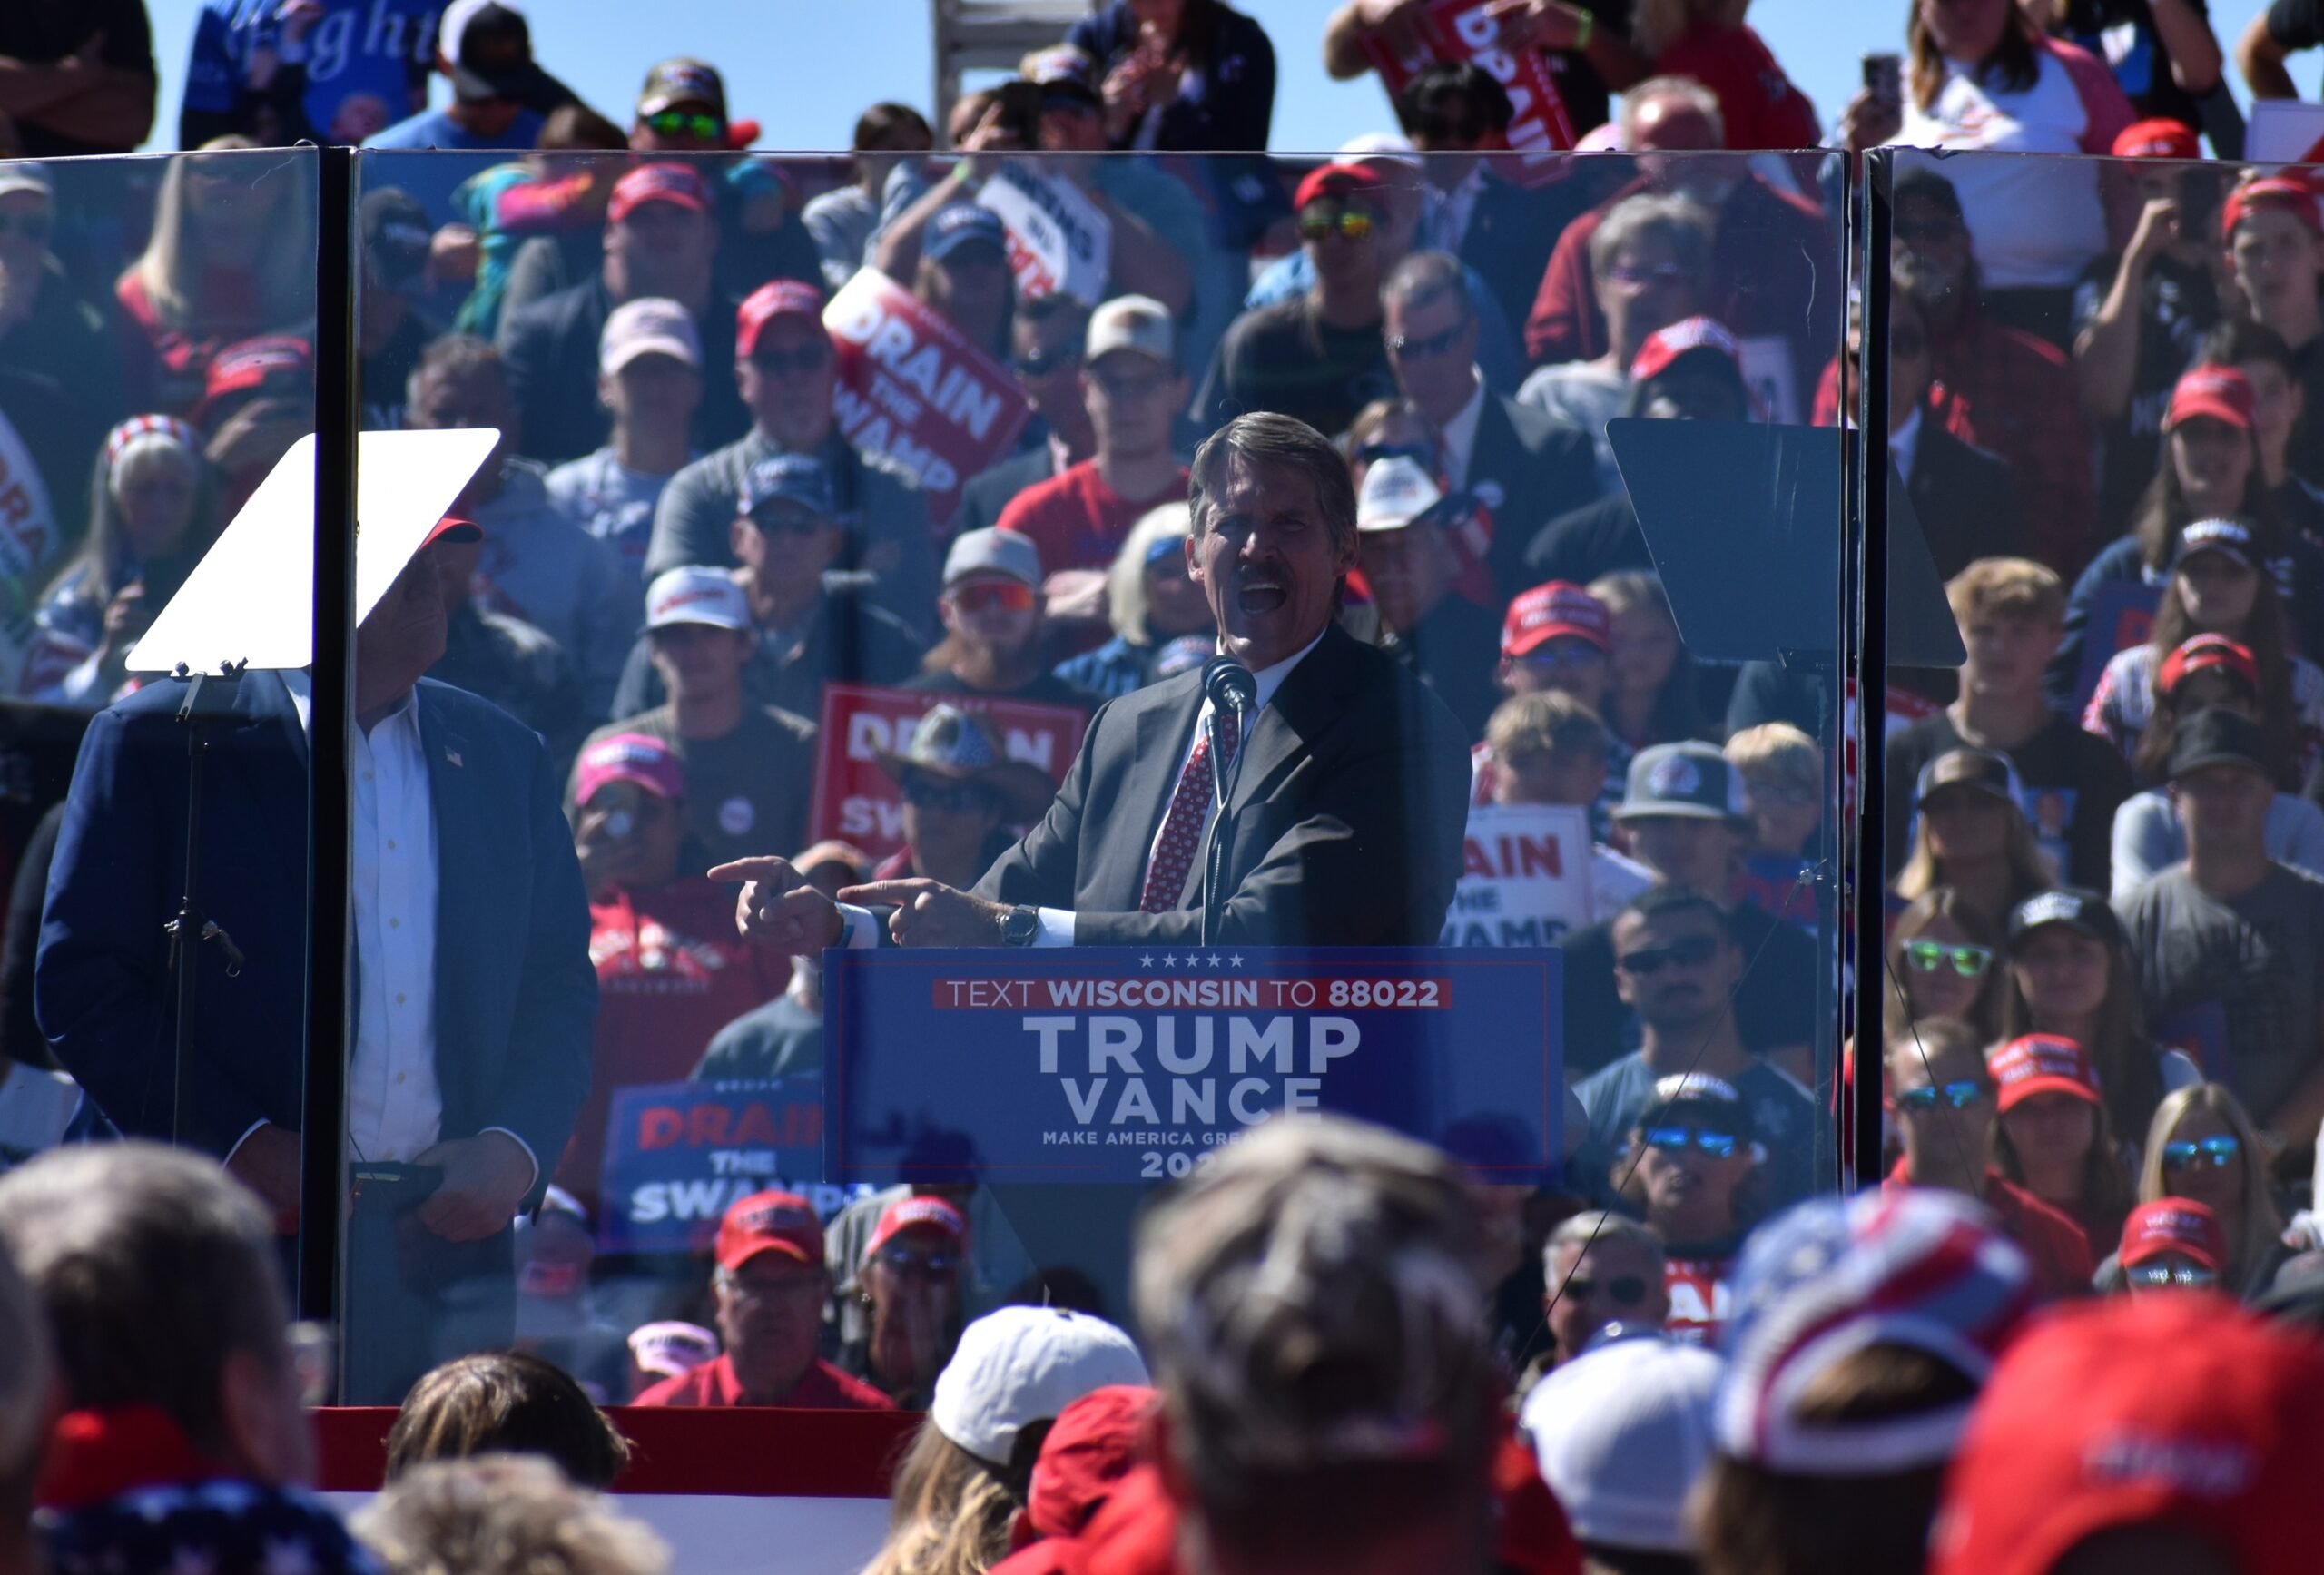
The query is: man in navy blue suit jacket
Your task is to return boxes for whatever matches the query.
[34,518,596,1398]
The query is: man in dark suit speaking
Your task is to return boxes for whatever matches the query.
[717,412,1473,950]
[35,517,596,1400]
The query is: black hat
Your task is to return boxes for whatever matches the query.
[359,187,429,289]
[2168,705,2268,780]
[440,0,565,109]
[2006,888,2124,952]
[1915,747,2015,809]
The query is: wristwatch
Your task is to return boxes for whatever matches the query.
[998,904,1041,946]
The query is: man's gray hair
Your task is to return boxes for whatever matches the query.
[1382,250,1472,322]
[356,1455,670,1575]
[0,1143,290,1457]
[1618,74,1726,150]
[0,1234,48,1483]
[1587,192,1714,282]
[1133,1115,1491,1501]
[1544,1210,1669,1281]
[1186,411,1357,555]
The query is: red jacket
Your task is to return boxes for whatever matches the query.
[1886,1161,2096,1300]
[991,1429,1580,1575]
[631,1352,894,1410]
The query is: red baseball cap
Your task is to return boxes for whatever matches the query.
[2112,118,2199,162]
[609,162,712,223]
[862,1195,967,1265]
[1929,1295,2324,1575]
[736,279,828,359]
[2221,175,2321,242]
[714,1188,824,1273]
[1502,580,1610,658]
[1984,1034,2100,1113]
[2162,364,2256,432]
[1630,315,1740,384]
[1017,1385,1157,1545]
[2158,633,2260,697]
[2119,1198,2225,1276]
[194,333,312,425]
[1293,162,1385,212]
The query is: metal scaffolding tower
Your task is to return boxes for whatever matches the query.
[928,0,1093,143]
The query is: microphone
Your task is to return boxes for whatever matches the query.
[1202,656,1257,718]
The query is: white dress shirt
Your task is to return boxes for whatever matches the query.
[841,628,1328,949]
[1435,378,1487,491]
[233,675,537,1187]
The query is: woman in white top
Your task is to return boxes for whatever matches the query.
[1841,0,2134,319]
[2106,632,2324,893]
[2083,519,2324,784]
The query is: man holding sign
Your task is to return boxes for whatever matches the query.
[718,412,1472,951]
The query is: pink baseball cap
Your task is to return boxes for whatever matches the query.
[609,162,712,223]
[574,732,684,805]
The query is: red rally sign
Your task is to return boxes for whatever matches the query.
[822,269,1032,522]
[806,682,1088,861]
[1361,0,1578,186]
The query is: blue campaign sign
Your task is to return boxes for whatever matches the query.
[597,1079,872,1255]
[824,948,1561,1185]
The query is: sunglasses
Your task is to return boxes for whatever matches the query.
[1565,1274,1652,1306]
[1356,439,1435,467]
[1893,1079,1988,1113]
[1904,940,1993,979]
[874,1244,961,1275]
[1604,261,1689,287]
[901,778,1000,814]
[1298,205,1374,242]
[1093,369,1173,401]
[752,343,831,376]
[1641,1125,1739,1158]
[1389,320,1470,359]
[1013,348,1080,379]
[2128,1262,2219,1289]
[2161,1135,2241,1171]
[1615,934,1720,976]
[1514,642,1607,669]
[947,580,1036,615]
[645,109,724,142]
[0,212,52,244]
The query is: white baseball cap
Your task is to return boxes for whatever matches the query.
[1520,1336,1721,1555]
[645,565,750,632]
[943,526,1043,589]
[1355,455,1443,533]
[1086,295,1175,370]
[601,296,703,378]
[931,1307,1150,1467]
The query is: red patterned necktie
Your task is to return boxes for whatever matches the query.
[1139,707,1241,913]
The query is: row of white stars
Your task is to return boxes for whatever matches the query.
[1140,952,1245,968]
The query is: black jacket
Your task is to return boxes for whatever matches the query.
[1470,390,1600,599]
[975,623,1472,945]
[496,276,750,465]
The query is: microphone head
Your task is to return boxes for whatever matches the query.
[1201,655,1257,710]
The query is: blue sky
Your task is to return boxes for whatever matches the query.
[138,0,2298,153]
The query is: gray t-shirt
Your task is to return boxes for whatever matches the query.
[545,446,692,602]
[1574,1051,1821,1215]
[574,703,818,869]
[2114,864,2324,1126]
[2110,787,2324,897]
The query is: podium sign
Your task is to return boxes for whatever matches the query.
[824,947,1561,1185]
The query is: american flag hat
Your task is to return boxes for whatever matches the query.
[1715,1188,2034,1474]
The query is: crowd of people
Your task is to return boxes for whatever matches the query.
[0,0,2322,1567]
